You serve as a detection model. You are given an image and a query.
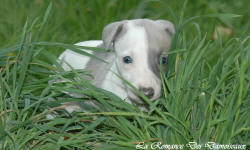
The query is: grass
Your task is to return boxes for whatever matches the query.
[0,0,249,149]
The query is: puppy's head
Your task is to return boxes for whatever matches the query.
[102,19,175,103]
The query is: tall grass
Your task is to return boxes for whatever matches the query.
[0,0,249,149]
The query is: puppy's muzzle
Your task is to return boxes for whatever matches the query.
[139,87,154,99]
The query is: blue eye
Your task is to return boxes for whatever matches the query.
[158,56,167,65]
[123,56,133,64]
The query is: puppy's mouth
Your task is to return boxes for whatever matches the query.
[129,90,157,104]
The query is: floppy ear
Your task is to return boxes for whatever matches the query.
[102,21,127,50]
[155,20,175,37]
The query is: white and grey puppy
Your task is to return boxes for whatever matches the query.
[58,19,175,111]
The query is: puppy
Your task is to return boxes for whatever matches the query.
[58,19,175,112]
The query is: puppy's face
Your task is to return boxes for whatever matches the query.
[113,21,172,103]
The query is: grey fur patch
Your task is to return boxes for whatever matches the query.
[155,20,175,37]
[82,21,129,87]
[134,19,174,77]
[102,20,128,50]
[84,21,130,86]
[82,43,115,87]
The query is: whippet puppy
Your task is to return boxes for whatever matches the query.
[58,19,175,112]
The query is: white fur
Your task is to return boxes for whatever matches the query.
[59,40,102,71]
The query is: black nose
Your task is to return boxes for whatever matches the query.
[139,87,154,99]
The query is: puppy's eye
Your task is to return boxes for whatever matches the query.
[158,56,167,65]
[123,56,133,64]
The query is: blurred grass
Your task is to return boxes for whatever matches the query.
[0,0,249,150]
[0,0,249,53]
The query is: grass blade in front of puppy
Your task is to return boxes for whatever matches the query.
[70,64,189,145]
[158,52,191,133]
[60,62,116,111]
[63,67,154,144]
[112,72,189,141]
[162,30,202,142]
[56,59,140,112]
[112,71,164,114]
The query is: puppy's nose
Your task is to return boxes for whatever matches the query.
[139,87,154,99]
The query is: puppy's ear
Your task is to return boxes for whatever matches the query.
[155,20,175,37]
[102,21,127,50]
